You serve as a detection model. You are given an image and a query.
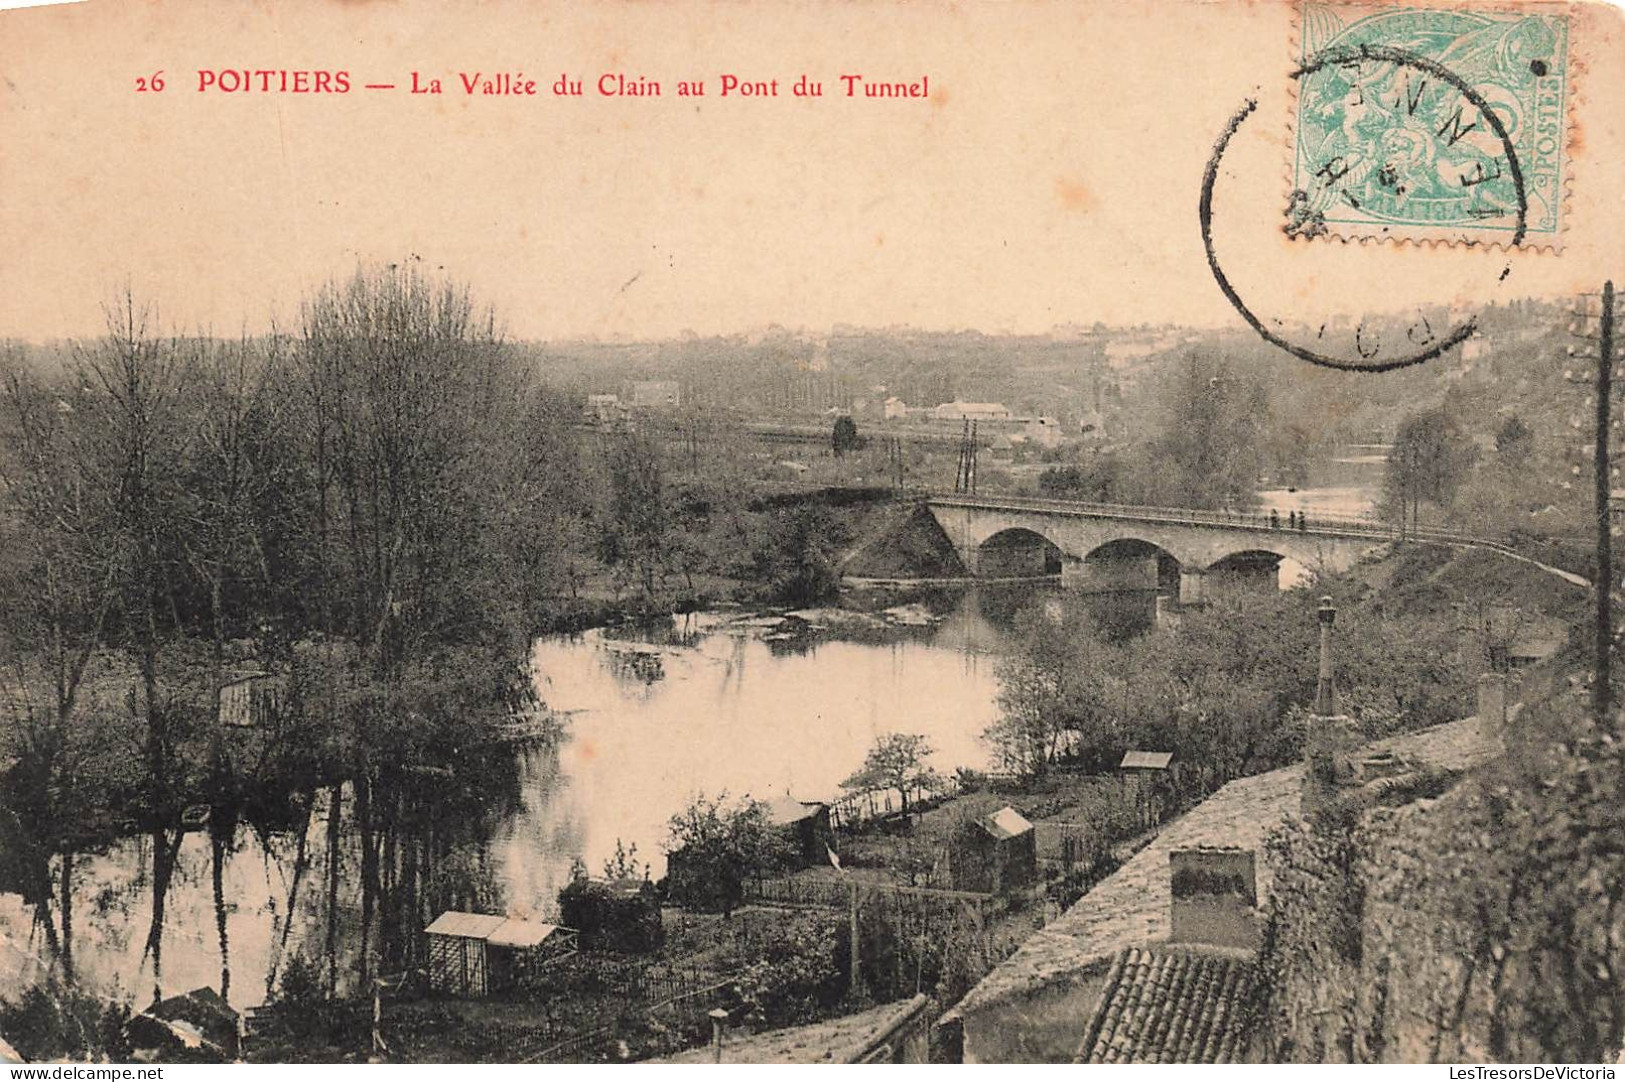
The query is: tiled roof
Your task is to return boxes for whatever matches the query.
[1121,751,1174,771]
[1074,947,1259,1063]
[947,716,1497,1021]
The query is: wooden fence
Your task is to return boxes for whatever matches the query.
[828,779,961,833]
[743,874,992,916]
[521,972,739,1063]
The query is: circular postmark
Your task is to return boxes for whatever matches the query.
[1201,43,1528,373]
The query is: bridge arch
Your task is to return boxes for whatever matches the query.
[1205,548,1289,593]
[1079,537,1183,595]
[977,527,1064,577]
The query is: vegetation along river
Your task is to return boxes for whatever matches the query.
[0,593,1018,1010]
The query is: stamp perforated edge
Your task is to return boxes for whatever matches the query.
[1283,0,1579,254]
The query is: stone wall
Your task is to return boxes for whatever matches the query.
[1259,807,1367,1062]
[1262,744,1625,1064]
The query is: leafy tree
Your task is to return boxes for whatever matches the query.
[1037,464,1091,499]
[1149,355,1270,509]
[1270,421,1320,490]
[597,431,669,599]
[831,414,860,457]
[665,793,792,915]
[746,503,850,607]
[723,912,843,1028]
[989,582,1474,787]
[558,862,664,954]
[0,980,130,1062]
[840,732,941,818]
[1495,414,1534,466]
[1383,408,1477,532]
[272,952,332,1038]
[602,837,649,881]
[1036,455,1134,502]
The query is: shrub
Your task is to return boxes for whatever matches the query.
[725,913,843,1028]
[0,982,130,1063]
[557,875,664,954]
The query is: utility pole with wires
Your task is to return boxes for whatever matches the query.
[954,419,979,494]
[887,436,906,499]
[1567,282,1619,719]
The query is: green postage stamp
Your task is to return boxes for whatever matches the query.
[1291,2,1571,248]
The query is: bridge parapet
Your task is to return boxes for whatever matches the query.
[923,493,1406,584]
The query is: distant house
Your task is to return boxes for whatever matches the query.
[1024,416,1063,449]
[126,987,240,1063]
[884,396,909,420]
[765,795,835,867]
[424,911,576,997]
[1077,406,1106,441]
[584,392,624,424]
[630,380,681,409]
[950,806,1037,895]
[935,401,1012,423]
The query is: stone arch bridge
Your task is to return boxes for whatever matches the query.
[924,494,1403,603]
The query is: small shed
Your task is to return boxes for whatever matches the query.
[950,806,1037,895]
[1120,750,1173,774]
[766,795,835,868]
[425,911,576,997]
[218,673,286,728]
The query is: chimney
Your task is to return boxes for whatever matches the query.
[1169,846,1259,951]
[1477,672,1508,742]
[1303,596,1361,817]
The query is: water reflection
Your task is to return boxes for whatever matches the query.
[1,590,1018,1011]
[538,604,1005,884]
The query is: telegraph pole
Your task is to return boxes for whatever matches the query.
[1595,282,1616,719]
[1570,282,1619,720]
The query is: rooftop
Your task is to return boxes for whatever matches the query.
[1075,946,1260,1063]
[977,806,1035,840]
[424,911,561,948]
[654,995,929,1064]
[948,716,1497,1021]
[765,795,826,825]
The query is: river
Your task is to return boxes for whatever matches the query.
[0,594,1015,1011]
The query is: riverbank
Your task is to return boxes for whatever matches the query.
[1,534,1591,1063]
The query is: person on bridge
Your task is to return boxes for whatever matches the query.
[1298,513,1308,533]
[1270,509,1280,530]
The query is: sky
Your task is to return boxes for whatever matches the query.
[1,0,1621,343]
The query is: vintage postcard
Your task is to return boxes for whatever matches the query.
[1,0,1624,1069]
